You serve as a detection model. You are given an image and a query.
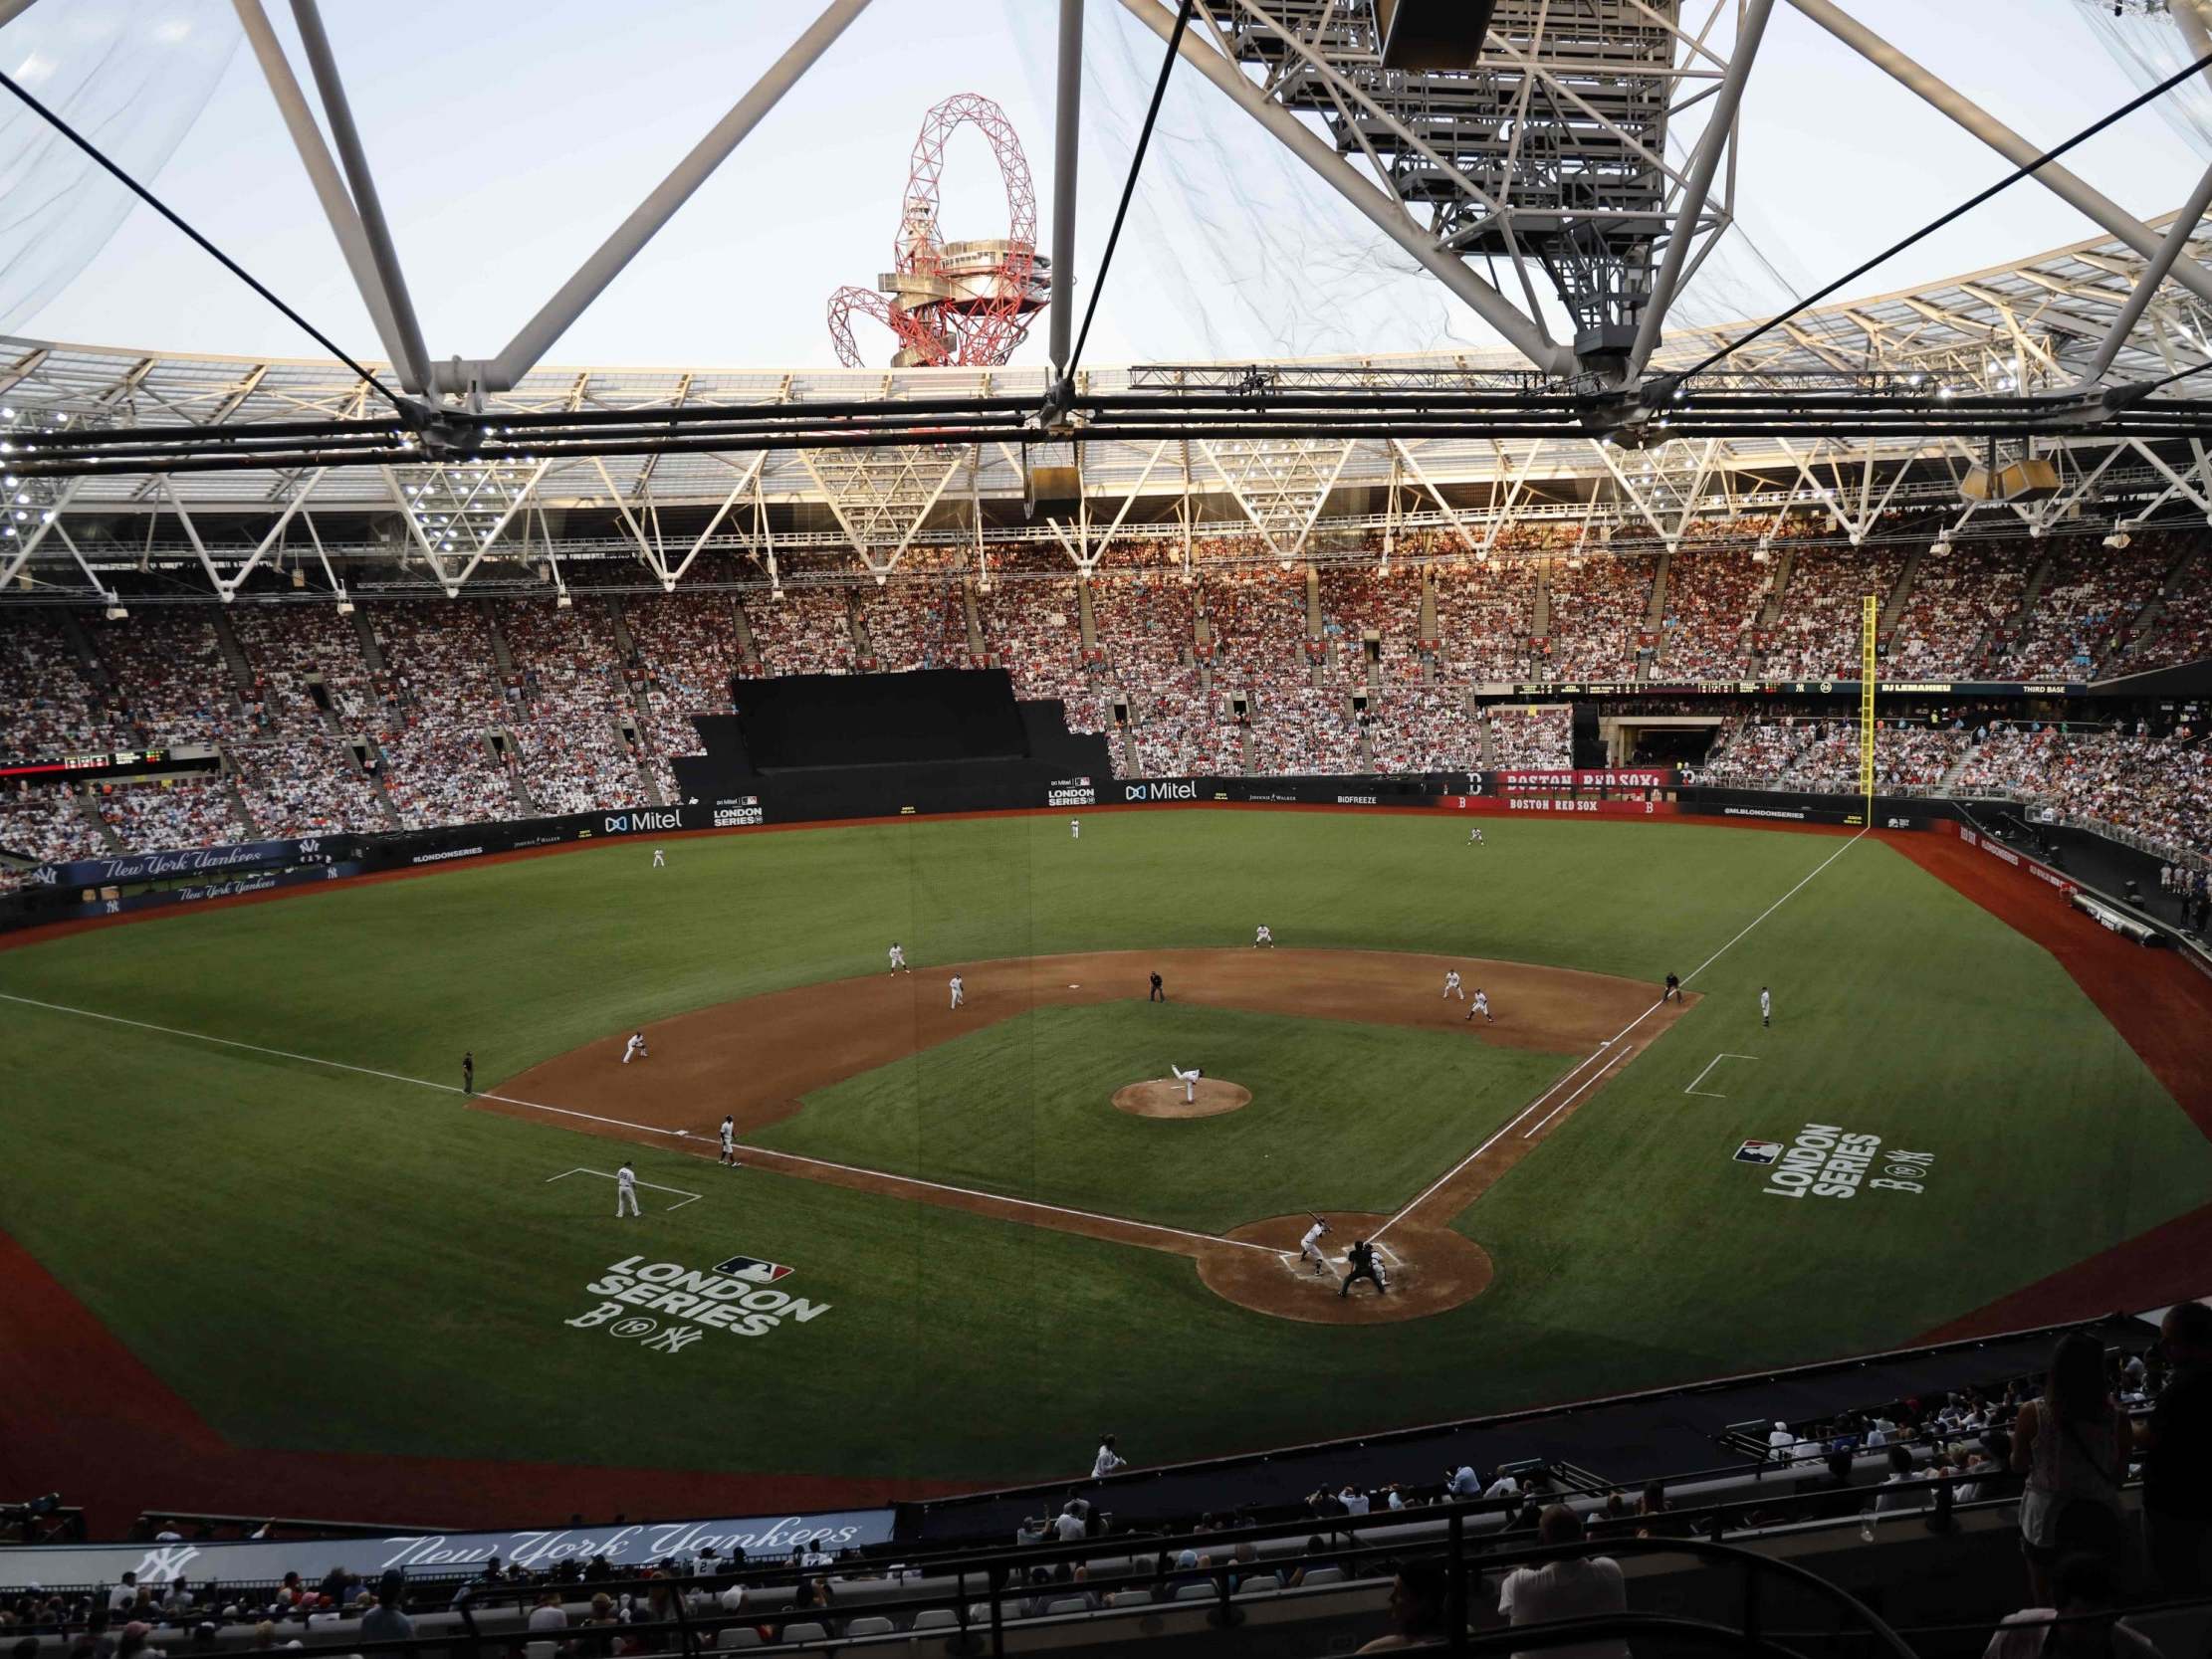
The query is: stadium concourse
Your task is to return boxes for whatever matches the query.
[2,517,2210,891]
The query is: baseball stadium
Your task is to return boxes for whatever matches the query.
[4,2,2212,1653]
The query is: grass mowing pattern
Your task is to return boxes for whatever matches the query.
[3,812,2207,1482]
[751,1001,1574,1234]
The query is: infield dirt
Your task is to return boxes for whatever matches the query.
[489,948,1690,1321]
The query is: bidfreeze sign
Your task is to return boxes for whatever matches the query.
[0,1513,896,1590]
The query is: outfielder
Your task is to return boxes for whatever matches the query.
[1760,985,1772,1028]
[950,973,966,1010]
[1297,1218,1333,1277]
[1442,969,1464,1000]
[621,1030,649,1064]
[1070,817,1081,841]
[888,942,910,973]
[719,1114,741,1168]
[1254,925,1275,948]
[1464,989,1492,1024]
[651,848,666,868]
[616,1161,640,1218]
[1467,826,1485,845]
[1170,1063,1203,1104]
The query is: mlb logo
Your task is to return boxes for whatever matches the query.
[1734,1141,1782,1165]
[716,1253,794,1284]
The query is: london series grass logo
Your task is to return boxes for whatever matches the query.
[565,1253,829,1356]
[1739,1124,1936,1200]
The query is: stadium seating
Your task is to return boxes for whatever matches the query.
[1541,554,1652,680]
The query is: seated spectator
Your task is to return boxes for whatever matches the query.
[1497,1507,1630,1659]
[1979,1553,2162,1658]
[1356,1559,1451,1653]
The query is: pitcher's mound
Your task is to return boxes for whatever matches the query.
[1196,1211,1493,1324]
[1112,1078,1252,1119]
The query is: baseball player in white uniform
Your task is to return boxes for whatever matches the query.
[1464,989,1492,1024]
[621,1030,649,1064]
[888,942,910,973]
[1253,925,1274,948]
[1466,826,1484,845]
[1760,985,1772,1027]
[1442,969,1464,1000]
[1070,817,1081,840]
[1170,1063,1203,1104]
[615,1162,640,1218]
[651,848,666,868]
[719,1115,740,1168]
[1297,1219,1333,1277]
[949,973,966,1010]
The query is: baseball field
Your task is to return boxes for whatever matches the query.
[5,806,2211,1525]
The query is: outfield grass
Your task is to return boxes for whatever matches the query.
[751,1001,1574,1232]
[4,811,2207,1483]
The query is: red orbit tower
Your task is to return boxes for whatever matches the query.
[827,94,1049,369]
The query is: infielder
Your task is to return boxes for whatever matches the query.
[621,1030,649,1064]
[950,973,966,1010]
[1760,985,1772,1028]
[1170,1063,1203,1104]
[1254,925,1275,948]
[1297,1218,1333,1277]
[1467,826,1485,845]
[1442,969,1464,1000]
[888,941,910,973]
[1464,989,1492,1024]
[719,1115,741,1168]
[651,848,666,868]
[616,1161,640,1218]
[1070,817,1081,840]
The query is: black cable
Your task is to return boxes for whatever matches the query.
[0,67,408,414]
[1672,46,2212,384]
[1065,0,1195,381]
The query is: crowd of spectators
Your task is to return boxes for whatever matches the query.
[1996,536,2169,681]
[977,575,1086,701]
[226,602,381,733]
[1700,718,1968,791]
[2114,540,2212,675]
[1091,574,1195,686]
[1364,692,1478,773]
[87,610,261,746]
[1952,719,2211,866]
[1433,560,1536,683]
[0,781,105,886]
[1540,556,1654,681]
[1316,569,1423,688]
[231,739,391,835]
[854,581,966,672]
[1205,574,1310,700]
[1485,706,1571,768]
[360,601,518,830]
[1887,541,2029,679]
[93,778,253,852]
[495,600,650,815]
[1758,546,1908,680]
[1251,687,1362,774]
[740,588,855,678]
[1656,546,1769,679]
[0,612,131,753]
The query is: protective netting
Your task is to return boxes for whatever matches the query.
[1001,2,1810,363]
[2074,0,2212,162]
[0,0,240,335]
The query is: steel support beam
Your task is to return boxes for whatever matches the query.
[2070,159,2212,388]
[0,0,43,28]
[1047,0,1083,378]
[477,0,872,393]
[1631,0,1776,376]
[1784,0,2212,311]
[232,0,410,380]
[289,0,434,394]
[1117,0,1570,375]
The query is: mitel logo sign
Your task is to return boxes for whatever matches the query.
[1126,780,1197,801]
[604,810,681,835]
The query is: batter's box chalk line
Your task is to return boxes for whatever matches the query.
[545,1167,702,1210]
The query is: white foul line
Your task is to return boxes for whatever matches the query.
[1373,830,1865,1241]
[0,989,1276,1259]
[545,1167,702,1210]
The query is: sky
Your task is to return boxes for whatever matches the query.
[2,0,2207,374]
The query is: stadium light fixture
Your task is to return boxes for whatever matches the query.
[2103,529,2131,548]
[105,604,127,620]
[554,591,572,610]
[1931,538,1952,556]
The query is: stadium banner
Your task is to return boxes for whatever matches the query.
[20,835,359,892]
[33,862,367,920]
[1108,774,1455,807]
[1477,679,2089,700]
[1675,786,1931,831]
[0,744,220,785]
[1488,767,1675,791]
[0,1510,899,1590]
